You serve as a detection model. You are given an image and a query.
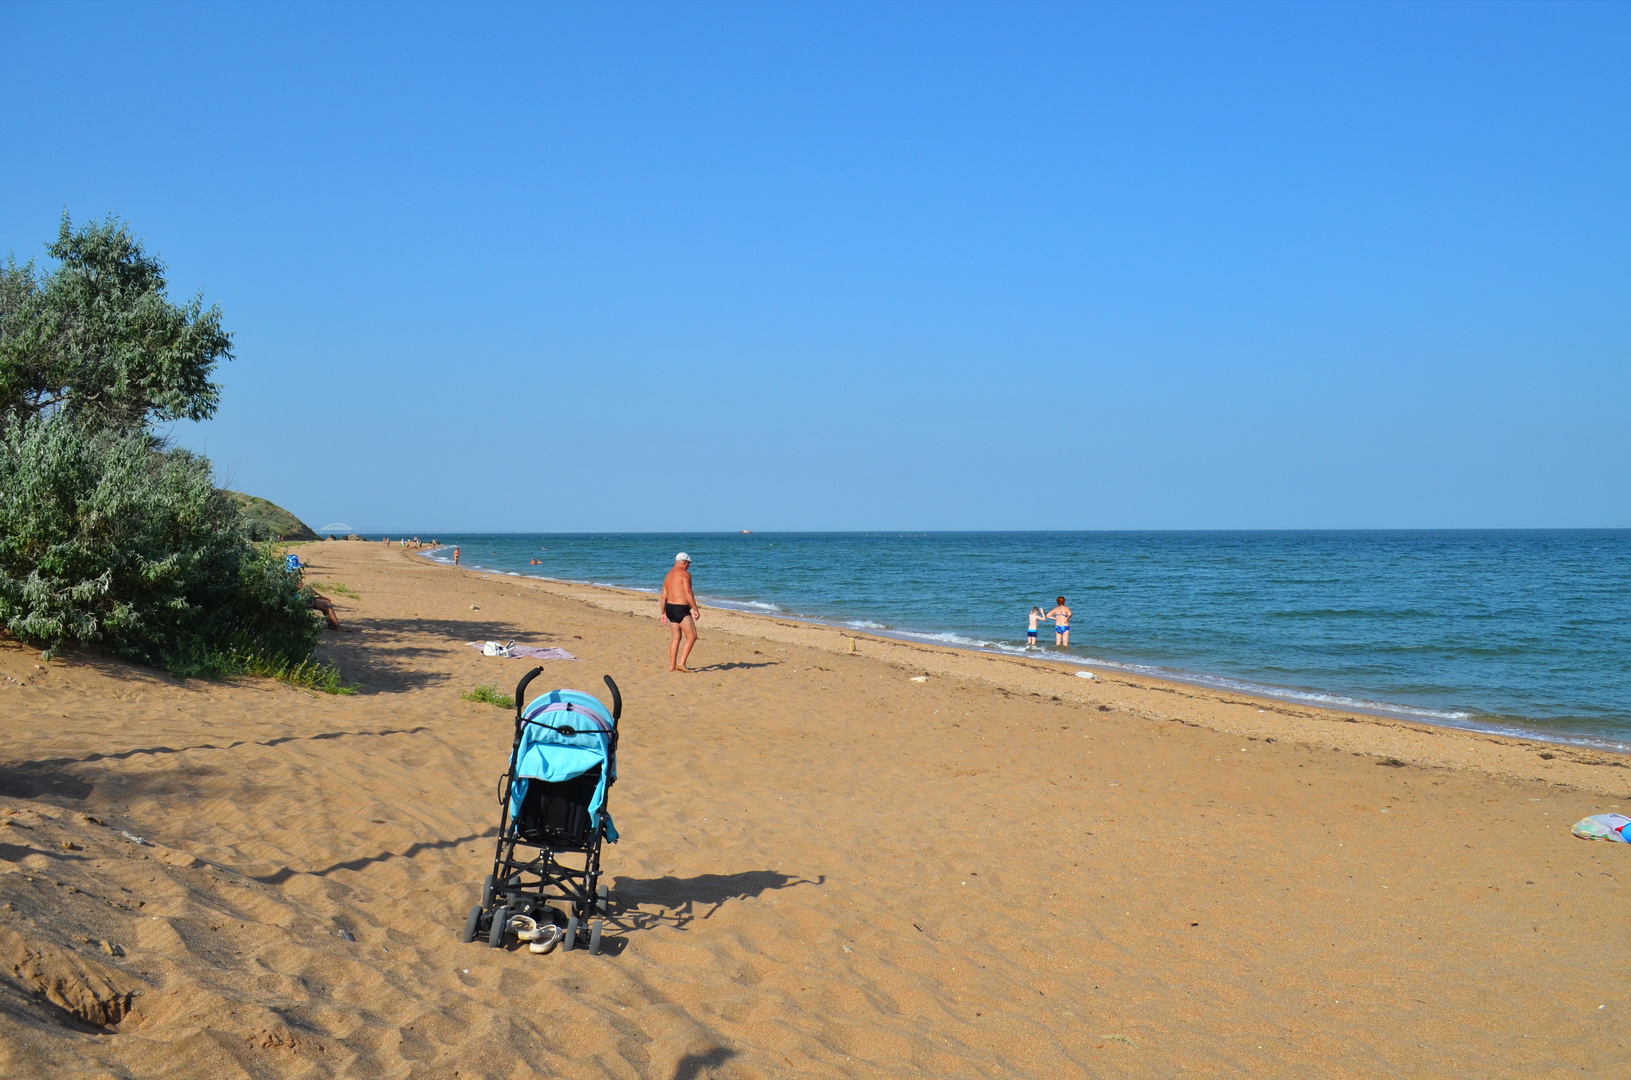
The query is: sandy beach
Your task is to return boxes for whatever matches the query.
[2,539,1626,1079]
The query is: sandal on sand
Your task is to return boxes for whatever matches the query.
[528,925,565,954]
[506,914,540,942]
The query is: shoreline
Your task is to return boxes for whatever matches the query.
[8,537,1628,1078]
[418,547,1631,763]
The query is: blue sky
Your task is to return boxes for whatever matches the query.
[2,0,1626,530]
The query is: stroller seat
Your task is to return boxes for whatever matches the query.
[515,764,602,849]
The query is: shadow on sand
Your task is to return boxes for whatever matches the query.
[328,616,569,694]
[672,1047,738,1080]
[608,870,823,932]
[250,828,499,885]
[0,727,434,804]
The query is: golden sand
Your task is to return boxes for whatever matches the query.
[1,540,1626,1078]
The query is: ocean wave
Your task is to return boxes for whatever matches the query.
[892,630,1004,649]
[1038,654,1478,722]
[406,533,1626,749]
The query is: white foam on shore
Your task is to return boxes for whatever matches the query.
[704,598,785,614]
[412,547,1629,753]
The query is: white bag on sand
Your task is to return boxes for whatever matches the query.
[1571,814,1631,842]
[481,640,514,658]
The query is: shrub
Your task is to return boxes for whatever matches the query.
[460,683,513,709]
[0,416,321,673]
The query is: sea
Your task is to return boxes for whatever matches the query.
[400,531,1631,751]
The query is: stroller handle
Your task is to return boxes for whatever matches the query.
[513,668,622,726]
[514,666,544,721]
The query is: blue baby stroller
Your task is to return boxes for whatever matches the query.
[461,668,621,955]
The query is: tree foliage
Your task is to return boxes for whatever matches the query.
[0,216,327,679]
[0,417,320,671]
[0,215,231,434]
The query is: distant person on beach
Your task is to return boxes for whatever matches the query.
[1047,597,1072,646]
[1026,606,1045,646]
[660,552,700,673]
[452,547,460,565]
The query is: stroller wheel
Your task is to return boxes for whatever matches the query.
[589,916,603,955]
[488,906,510,948]
[563,915,579,952]
[480,874,495,910]
[597,884,610,914]
[462,905,482,944]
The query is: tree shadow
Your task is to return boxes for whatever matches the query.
[323,616,551,694]
[11,726,430,773]
[0,841,90,864]
[609,870,822,932]
[249,828,498,884]
[0,643,200,691]
[0,726,434,804]
[689,661,780,672]
[0,765,96,801]
[673,1047,737,1080]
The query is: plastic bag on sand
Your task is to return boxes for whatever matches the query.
[1570,814,1631,842]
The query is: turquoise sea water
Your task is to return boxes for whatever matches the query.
[409,531,1631,750]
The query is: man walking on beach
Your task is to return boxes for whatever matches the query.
[1047,596,1072,647]
[660,553,700,673]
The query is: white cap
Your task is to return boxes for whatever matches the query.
[675,552,691,563]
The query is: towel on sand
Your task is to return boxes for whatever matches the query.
[466,642,576,661]
[1571,814,1631,842]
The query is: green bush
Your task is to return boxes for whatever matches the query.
[0,416,321,673]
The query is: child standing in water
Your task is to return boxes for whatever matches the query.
[1046,597,1072,646]
[1026,606,1045,647]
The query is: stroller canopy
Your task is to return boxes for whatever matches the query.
[509,689,618,841]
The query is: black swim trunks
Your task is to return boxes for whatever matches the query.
[664,603,692,623]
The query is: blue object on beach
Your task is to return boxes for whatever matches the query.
[509,688,618,842]
[465,672,624,955]
[285,553,302,573]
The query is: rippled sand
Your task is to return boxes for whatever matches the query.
[1,541,1626,1078]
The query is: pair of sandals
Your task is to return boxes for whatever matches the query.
[506,914,564,954]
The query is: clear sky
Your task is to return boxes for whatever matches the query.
[2,1,1626,531]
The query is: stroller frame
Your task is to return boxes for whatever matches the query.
[461,667,621,955]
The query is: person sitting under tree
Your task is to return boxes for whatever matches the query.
[310,591,344,631]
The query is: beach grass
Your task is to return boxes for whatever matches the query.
[238,652,358,695]
[313,581,361,599]
[460,682,514,709]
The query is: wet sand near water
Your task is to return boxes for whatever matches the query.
[1,540,1626,1078]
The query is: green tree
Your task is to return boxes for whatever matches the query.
[0,216,335,685]
[0,215,232,433]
